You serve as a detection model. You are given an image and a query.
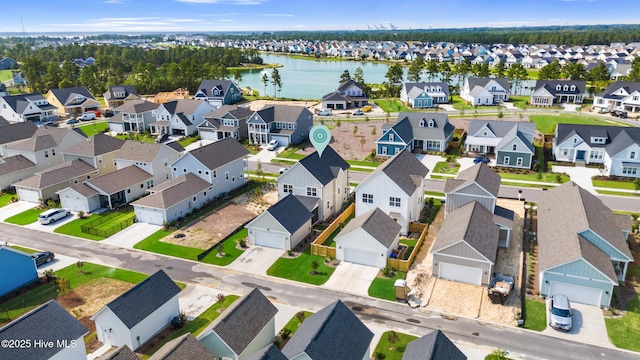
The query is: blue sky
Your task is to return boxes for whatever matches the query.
[1,0,639,33]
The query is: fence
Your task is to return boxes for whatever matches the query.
[81,212,136,238]
[310,203,355,258]
[0,280,63,324]
[386,222,429,272]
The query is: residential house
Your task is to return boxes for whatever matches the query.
[95,345,139,360]
[14,159,97,203]
[0,155,38,190]
[553,123,640,177]
[91,270,181,351]
[199,288,278,360]
[0,300,88,360]
[0,93,58,122]
[376,113,454,156]
[0,83,6,97]
[108,100,159,133]
[355,149,428,234]
[198,105,253,142]
[0,246,38,297]
[321,79,369,110]
[61,133,126,176]
[247,105,313,146]
[114,140,182,187]
[245,344,287,360]
[46,87,100,117]
[538,182,633,306]
[245,194,313,250]
[530,80,586,106]
[402,330,467,360]
[0,57,16,70]
[460,77,510,105]
[149,334,216,360]
[0,121,38,156]
[104,85,141,109]
[281,300,373,360]
[593,81,640,113]
[277,146,349,222]
[152,99,216,136]
[194,80,243,107]
[465,120,536,168]
[400,82,450,108]
[149,88,190,104]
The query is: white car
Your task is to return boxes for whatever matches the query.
[266,139,279,151]
[78,112,96,121]
[317,108,332,116]
[38,208,71,224]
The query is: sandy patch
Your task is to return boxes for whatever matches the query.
[425,279,484,318]
[246,99,318,111]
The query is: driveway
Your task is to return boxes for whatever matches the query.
[100,222,163,248]
[543,300,613,348]
[321,262,379,296]
[551,165,601,194]
[184,139,214,151]
[248,146,284,163]
[179,284,232,320]
[0,201,36,222]
[25,212,77,233]
[227,245,284,275]
[37,252,81,273]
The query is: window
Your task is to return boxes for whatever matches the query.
[622,167,638,175]
[183,168,187,173]
[503,156,510,165]
[563,85,569,91]
[388,134,395,141]
[225,172,229,180]
[306,187,317,197]
[44,150,48,158]
[631,151,637,160]
[73,179,78,184]
[590,151,603,160]
[556,85,562,91]
[213,170,217,178]
[381,147,388,155]
[570,85,576,91]
[283,184,293,193]
[482,131,488,136]
[193,196,197,201]
[562,149,569,156]
[573,138,578,144]
[389,197,401,207]
[512,144,517,151]
[232,176,236,182]
[198,170,202,175]
[140,184,144,188]
[205,171,210,176]
[52,149,56,156]
[428,119,434,128]
[516,157,523,166]
[127,189,131,194]
[362,193,373,203]
[395,148,401,155]
[86,175,91,180]
[173,167,177,172]
[419,119,426,127]
[204,191,207,197]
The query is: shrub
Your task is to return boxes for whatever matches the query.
[387,331,399,344]
[382,267,395,278]
[374,352,386,360]
[287,250,294,257]
[238,239,247,248]
[396,345,406,353]
[280,328,292,339]
[296,311,306,323]
[77,211,84,218]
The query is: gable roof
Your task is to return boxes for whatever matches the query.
[48,86,96,105]
[404,82,450,98]
[115,99,160,114]
[298,146,349,186]
[0,121,38,145]
[364,149,428,195]
[114,141,171,162]
[337,79,364,92]
[63,133,126,157]
[469,120,535,139]
[7,126,82,152]
[101,270,180,329]
[533,80,586,95]
[210,288,278,355]
[393,112,454,141]
[181,137,249,170]
[0,155,37,176]
[96,345,140,360]
[197,79,235,97]
[132,173,211,210]
[0,300,88,360]
[203,105,253,121]
[105,85,137,101]
[245,344,288,360]
[161,99,208,116]
[263,194,313,233]
[555,123,637,153]
[467,77,510,92]
[403,330,466,360]
[14,159,96,189]
[337,207,401,248]
[597,81,640,99]
[444,163,500,196]
[282,300,373,360]
[149,333,215,360]
[86,165,152,195]
[0,93,56,114]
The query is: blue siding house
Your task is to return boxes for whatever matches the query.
[376,113,454,156]
[0,246,38,297]
[194,80,243,108]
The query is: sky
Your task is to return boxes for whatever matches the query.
[1,0,640,34]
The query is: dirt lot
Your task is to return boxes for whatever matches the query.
[163,186,279,249]
[246,99,317,111]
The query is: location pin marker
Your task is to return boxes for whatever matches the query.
[310,125,331,158]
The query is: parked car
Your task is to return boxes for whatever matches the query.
[103,109,114,118]
[31,251,55,267]
[362,105,373,112]
[549,294,573,331]
[612,110,628,118]
[66,118,79,125]
[352,109,364,116]
[266,139,279,151]
[317,108,332,116]
[474,156,490,164]
[78,112,96,121]
[155,133,170,143]
[279,167,289,174]
[90,109,102,117]
[38,208,71,224]
[43,121,58,127]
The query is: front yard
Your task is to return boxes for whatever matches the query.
[54,208,135,240]
[368,270,407,301]
[0,190,16,208]
[78,122,109,137]
[4,207,48,225]
[529,114,627,135]
[432,160,460,175]
[494,168,570,184]
[372,331,418,360]
[522,298,547,331]
[374,99,411,113]
[267,247,336,285]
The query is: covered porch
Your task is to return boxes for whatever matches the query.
[149,121,170,135]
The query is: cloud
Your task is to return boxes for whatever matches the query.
[176,0,265,4]
[47,16,206,31]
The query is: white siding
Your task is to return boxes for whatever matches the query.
[336,228,397,268]
[171,155,245,196]
[128,295,180,350]
[48,336,87,360]
[199,330,238,360]
[355,172,412,234]
[94,308,132,349]
[237,317,276,360]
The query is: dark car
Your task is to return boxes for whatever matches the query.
[66,118,79,125]
[474,156,490,164]
[155,133,170,143]
[612,110,628,118]
[43,121,59,127]
[103,109,114,118]
[31,251,55,267]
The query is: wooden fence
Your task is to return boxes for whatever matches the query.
[310,203,355,258]
[386,222,429,272]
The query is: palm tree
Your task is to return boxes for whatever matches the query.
[270,68,283,98]
[261,72,269,97]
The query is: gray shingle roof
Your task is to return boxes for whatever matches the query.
[48,86,96,105]
[115,100,160,114]
[0,155,37,176]
[298,146,349,186]
[264,194,313,233]
[467,77,510,92]
[364,149,428,195]
[337,208,401,248]
[132,173,211,210]
[403,81,450,98]
[197,79,235,97]
[211,288,278,355]
[245,344,288,360]
[0,300,88,360]
[165,141,185,153]
[7,127,77,152]
[161,99,207,116]
[337,79,365,93]
[95,345,139,360]
[103,270,180,329]
[402,330,467,360]
[393,112,454,141]
[468,120,535,139]
[86,165,152,195]
[282,300,373,360]
[203,105,253,122]
[445,163,500,197]
[104,85,137,101]
[597,81,640,99]
[533,80,586,96]
[555,124,640,158]
[149,333,215,360]
[14,159,96,189]
[62,133,125,157]
[0,121,38,145]
[293,195,320,212]
[114,141,169,162]
[183,137,249,170]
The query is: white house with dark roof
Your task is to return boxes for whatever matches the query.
[95,345,139,360]
[245,194,313,250]
[320,79,369,110]
[0,93,58,122]
[0,300,88,360]
[460,77,510,105]
[149,333,216,360]
[355,149,428,234]
[108,100,160,133]
[104,85,140,109]
[45,86,100,117]
[14,159,97,203]
[465,120,536,168]
[538,182,633,307]
[281,300,373,360]
[91,270,181,351]
[198,105,253,142]
[194,79,243,107]
[199,288,278,360]
[530,80,586,106]
[277,146,349,222]
[245,344,287,360]
[153,99,216,136]
[400,82,450,108]
[376,113,454,156]
[402,330,467,360]
[61,133,125,176]
[246,105,313,146]
[593,81,640,113]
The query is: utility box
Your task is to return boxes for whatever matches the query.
[394,279,407,300]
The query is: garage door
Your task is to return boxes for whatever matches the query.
[199,130,216,141]
[271,135,290,147]
[135,208,165,226]
[343,248,379,267]
[17,188,40,203]
[61,198,87,213]
[549,282,602,306]
[253,231,285,250]
[108,122,124,133]
[439,262,483,285]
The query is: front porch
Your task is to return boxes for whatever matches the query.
[99,190,129,210]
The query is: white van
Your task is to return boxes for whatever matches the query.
[78,112,96,121]
[317,108,332,116]
[38,208,70,224]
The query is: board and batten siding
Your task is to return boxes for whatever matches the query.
[238,317,276,359]
[497,150,532,168]
[199,331,237,360]
[579,230,631,262]
[336,227,398,268]
[128,295,180,350]
[540,267,615,307]
[445,190,495,214]
[432,253,492,285]
[290,219,312,250]
[48,336,87,360]
[248,212,288,234]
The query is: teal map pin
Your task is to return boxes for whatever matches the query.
[310,125,331,158]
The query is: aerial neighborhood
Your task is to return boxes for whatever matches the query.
[3,28,640,360]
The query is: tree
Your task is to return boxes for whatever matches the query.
[425,59,439,82]
[296,311,306,323]
[454,58,472,92]
[371,127,377,136]
[538,60,562,80]
[359,136,366,150]
[231,69,243,84]
[261,72,269,97]
[384,63,404,97]
[587,62,610,82]
[407,56,425,82]
[340,69,351,83]
[627,57,640,82]
[493,60,506,78]
[507,63,528,95]
[310,260,319,274]
[256,160,264,180]
[353,125,358,135]
[353,67,364,84]
[563,62,586,80]
[270,68,283,98]
[387,331,399,345]
[44,62,61,91]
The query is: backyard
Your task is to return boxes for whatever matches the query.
[529,114,626,135]
[78,122,109,137]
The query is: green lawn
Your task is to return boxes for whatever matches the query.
[54,209,134,241]
[509,95,529,109]
[430,174,455,180]
[279,145,307,160]
[432,161,460,174]
[451,95,475,110]
[497,171,569,184]
[529,114,627,135]
[0,70,13,82]
[78,122,108,137]
[374,99,411,113]
[368,271,407,301]
[178,137,199,148]
[423,198,442,224]
[0,190,16,207]
[9,245,38,253]
[593,179,636,190]
[523,298,547,331]
[4,207,47,225]
[399,239,418,260]
[526,68,540,80]
[267,247,336,285]
[115,133,155,142]
[322,214,355,247]
[606,294,640,351]
[424,191,445,197]
[596,190,638,197]
[200,229,247,266]
[55,262,149,288]
[0,282,58,325]
[280,311,313,336]
[372,331,418,360]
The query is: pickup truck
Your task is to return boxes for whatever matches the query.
[488,273,514,304]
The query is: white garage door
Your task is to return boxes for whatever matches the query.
[108,123,124,133]
[253,231,285,249]
[135,208,165,226]
[439,262,483,285]
[61,198,87,213]
[549,282,602,306]
[343,248,379,267]
[199,130,216,141]
[271,135,290,147]
[17,188,40,203]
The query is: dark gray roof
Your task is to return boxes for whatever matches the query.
[0,300,88,360]
[63,133,125,157]
[337,79,365,92]
[48,86,96,105]
[203,105,253,121]
[86,165,152,195]
[0,155,37,176]
[211,288,278,355]
[0,116,8,126]
[403,81,450,97]
[392,112,454,141]
[1,93,48,114]
[96,345,139,360]
[7,126,76,152]
[534,80,586,96]
[245,344,288,360]
[293,195,320,212]
[184,137,249,170]
[132,173,211,210]
[161,99,207,116]
[252,105,310,124]
[298,146,349,186]
[467,77,510,92]
[469,120,535,138]
[366,149,428,195]
[555,123,640,160]
[337,208,401,248]
[104,270,181,329]
[104,85,137,101]
[266,194,313,233]
[14,159,96,189]
[0,121,38,145]
[403,330,467,360]
[282,300,373,360]
[115,100,160,114]
[597,81,640,99]
[149,333,215,360]
[322,91,346,101]
[165,141,185,153]
[445,163,500,197]
[197,79,235,97]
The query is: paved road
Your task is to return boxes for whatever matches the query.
[5,223,637,360]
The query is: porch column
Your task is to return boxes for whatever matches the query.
[108,195,113,210]
[623,261,629,281]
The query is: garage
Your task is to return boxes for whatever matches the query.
[134,207,165,226]
[199,129,216,141]
[16,188,40,203]
[439,262,483,286]
[271,135,290,147]
[61,198,88,213]
[343,248,379,267]
[253,231,285,249]
[549,282,602,306]
[108,122,124,133]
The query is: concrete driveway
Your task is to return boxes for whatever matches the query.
[321,262,379,296]
[25,211,77,233]
[543,300,612,348]
[0,201,36,222]
[179,284,233,320]
[248,146,284,163]
[100,222,163,248]
[551,165,601,193]
[227,245,284,275]
[37,253,81,273]
[415,154,444,178]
